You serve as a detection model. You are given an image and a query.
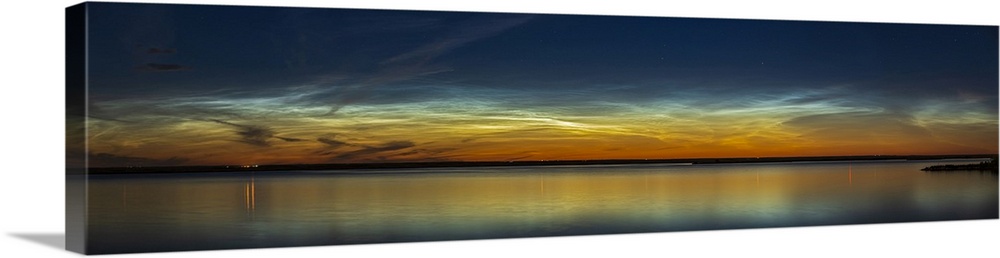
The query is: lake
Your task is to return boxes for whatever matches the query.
[84,159,998,254]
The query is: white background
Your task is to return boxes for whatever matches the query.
[0,0,997,257]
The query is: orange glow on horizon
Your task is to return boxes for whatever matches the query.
[82,104,998,167]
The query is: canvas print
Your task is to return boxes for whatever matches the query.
[66,2,998,254]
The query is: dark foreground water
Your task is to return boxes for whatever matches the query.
[84,159,998,254]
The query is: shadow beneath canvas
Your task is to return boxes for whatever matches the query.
[9,233,65,250]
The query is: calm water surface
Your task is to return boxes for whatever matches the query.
[85,159,998,253]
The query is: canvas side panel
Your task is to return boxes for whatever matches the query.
[65,2,88,254]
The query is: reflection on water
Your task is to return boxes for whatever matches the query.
[85,160,998,254]
[245,176,255,215]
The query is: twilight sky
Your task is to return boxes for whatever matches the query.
[78,3,998,167]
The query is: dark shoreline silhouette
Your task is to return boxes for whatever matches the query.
[80,154,998,175]
[921,158,999,172]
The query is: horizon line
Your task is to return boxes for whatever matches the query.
[80,153,998,174]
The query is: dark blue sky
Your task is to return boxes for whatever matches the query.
[81,2,998,166]
[87,3,996,96]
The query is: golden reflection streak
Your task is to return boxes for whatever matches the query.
[540,174,545,195]
[251,177,256,210]
[244,176,257,216]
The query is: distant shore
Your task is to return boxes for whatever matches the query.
[80,154,998,175]
[921,158,998,172]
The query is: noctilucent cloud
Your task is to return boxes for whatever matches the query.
[77,3,998,167]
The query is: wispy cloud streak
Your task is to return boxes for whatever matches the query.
[207,119,302,147]
[331,141,416,161]
[319,15,533,116]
